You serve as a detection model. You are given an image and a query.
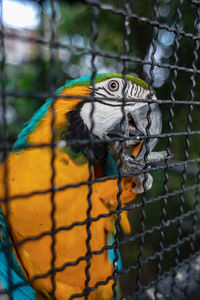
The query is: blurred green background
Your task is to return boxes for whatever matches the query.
[1,0,200,297]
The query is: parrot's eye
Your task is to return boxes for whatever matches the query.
[108,80,119,91]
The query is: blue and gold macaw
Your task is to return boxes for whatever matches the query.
[0,73,165,299]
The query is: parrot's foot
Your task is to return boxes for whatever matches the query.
[116,150,172,193]
[146,151,174,164]
[131,173,153,193]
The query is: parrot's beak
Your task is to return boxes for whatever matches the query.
[106,102,162,159]
[125,102,162,160]
[105,102,170,193]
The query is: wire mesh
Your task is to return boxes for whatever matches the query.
[0,0,200,299]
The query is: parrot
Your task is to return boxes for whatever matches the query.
[0,73,167,299]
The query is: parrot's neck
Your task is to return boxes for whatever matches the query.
[12,85,107,166]
[12,86,90,152]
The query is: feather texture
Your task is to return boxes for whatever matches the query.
[0,210,36,300]
[0,73,141,299]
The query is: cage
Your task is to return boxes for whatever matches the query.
[0,0,200,299]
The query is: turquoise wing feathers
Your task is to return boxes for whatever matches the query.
[0,209,36,300]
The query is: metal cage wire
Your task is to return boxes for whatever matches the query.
[0,0,200,299]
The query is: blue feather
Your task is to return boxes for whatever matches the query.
[103,153,122,299]
[107,232,122,271]
[0,249,36,300]
[0,210,36,300]
[102,153,119,176]
[103,154,122,269]
[12,98,52,153]
[107,230,122,299]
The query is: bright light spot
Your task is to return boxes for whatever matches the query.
[158,29,175,47]
[0,105,15,124]
[143,43,170,88]
[146,288,155,298]
[2,0,40,30]
[194,18,200,34]
[158,4,170,18]
[176,272,184,281]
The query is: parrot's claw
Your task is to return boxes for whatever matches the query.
[119,150,172,171]
[116,150,173,193]
[146,151,173,164]
[132,173,153,193]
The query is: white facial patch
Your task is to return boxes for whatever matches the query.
[93,78,154,100]
[80,77,156,138]
[80,101,124,138]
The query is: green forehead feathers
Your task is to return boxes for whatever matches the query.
[62,73,148,91]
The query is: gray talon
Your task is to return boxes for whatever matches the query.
[132,173,153,193]
[146,151,170,163]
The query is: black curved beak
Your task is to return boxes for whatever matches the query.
[106,102,163,160]
[128,102,162,160]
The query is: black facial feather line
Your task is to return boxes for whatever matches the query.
[66,105,106,163]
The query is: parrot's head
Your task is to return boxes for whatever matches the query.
[13,73,167,193]
[79,75,160,159]
[65,73,167,192]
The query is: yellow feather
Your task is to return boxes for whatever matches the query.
[0,86,136,299]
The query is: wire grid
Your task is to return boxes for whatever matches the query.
[0,0,200,299]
